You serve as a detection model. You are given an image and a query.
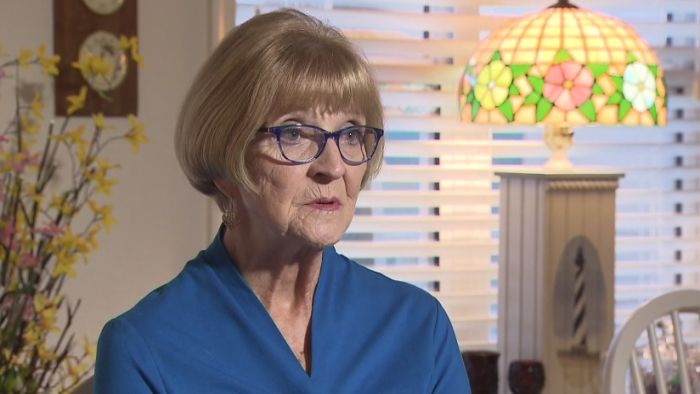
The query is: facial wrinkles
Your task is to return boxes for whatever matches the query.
[244,110,366,246]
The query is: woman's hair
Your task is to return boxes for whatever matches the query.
[175,9,384,209]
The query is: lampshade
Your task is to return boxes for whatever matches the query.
[458,0,667,167]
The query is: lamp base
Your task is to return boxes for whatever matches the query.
[544,124,574,170]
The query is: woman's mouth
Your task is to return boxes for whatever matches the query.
[308,197,341,211]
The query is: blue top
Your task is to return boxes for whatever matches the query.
[95,228,470,393]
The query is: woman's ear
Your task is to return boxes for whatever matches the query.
[213,178,240,200]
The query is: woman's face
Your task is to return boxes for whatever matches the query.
[224,109,368,251]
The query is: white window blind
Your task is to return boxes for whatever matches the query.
[231,0,700,350]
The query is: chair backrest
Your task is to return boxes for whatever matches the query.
[601,289,700,394]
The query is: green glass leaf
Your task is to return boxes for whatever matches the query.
[588,64,609,78]
[611,75,623,92]
[536,100,553,122]
[509,84,520,95]
[607,92,623,105]
[554,49,573,63]
[649,64,658,79]
[499,100,514,122]
[464,65,473,76]
[626,52,637,64]
[490,51,502,62]
[471,101,480,121]
[528,76,544,94]
[650,104,658,123]
[511,64,530,78]
[618,99,632,121]
[524,92,541,105]
[578,100,596,122]
[592,83,604,95]
[466,89,474,104]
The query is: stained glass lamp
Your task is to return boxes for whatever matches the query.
[459,0,667,169]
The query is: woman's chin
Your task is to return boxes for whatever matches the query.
[293,227,344,250]
[288,217,350,249]
[304,234,342,250]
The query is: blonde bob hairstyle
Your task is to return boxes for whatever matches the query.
[175,9,384,210]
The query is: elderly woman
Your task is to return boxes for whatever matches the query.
[95,9,470,394]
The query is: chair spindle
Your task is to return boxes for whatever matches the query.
[670,311,692,394]
[647,322,668,394]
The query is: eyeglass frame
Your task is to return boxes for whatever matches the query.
[257,124,384,165]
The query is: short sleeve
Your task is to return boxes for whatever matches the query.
[94,318,166,394]
[429,299,472,394]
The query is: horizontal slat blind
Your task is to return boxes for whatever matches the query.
[233,0,700,349]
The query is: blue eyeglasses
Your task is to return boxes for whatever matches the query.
[258,124,384,165]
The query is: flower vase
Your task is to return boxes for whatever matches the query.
[507,360,545,394]
[462,350,499,394]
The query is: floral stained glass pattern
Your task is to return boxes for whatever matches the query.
[459,5,666,127]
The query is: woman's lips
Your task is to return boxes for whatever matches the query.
[307,197,341,211]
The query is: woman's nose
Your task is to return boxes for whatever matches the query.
[308,140,345,181]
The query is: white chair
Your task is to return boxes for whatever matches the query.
[602,289,700,394]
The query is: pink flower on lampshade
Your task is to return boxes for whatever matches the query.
[543,61,594,111]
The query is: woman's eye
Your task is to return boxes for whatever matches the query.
[343,129,363,145]
[280,128,303,143]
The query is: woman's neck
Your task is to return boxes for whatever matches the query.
[220,225,322,311]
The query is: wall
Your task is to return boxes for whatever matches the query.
[0,0,212,347]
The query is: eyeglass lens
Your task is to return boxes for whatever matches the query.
[277,126,379,163]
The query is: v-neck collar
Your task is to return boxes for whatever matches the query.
[202,226,334,381]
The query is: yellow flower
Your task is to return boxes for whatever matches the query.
[53,251,78,278]
[95,157,112,172]
[33,294,58,332]
[119,35,143,66]
[37,45,60,76]
[64,125,85,143]
[88,200,116,231]
[39,307,57,331]
[93,112,105,129]
[30,93,44,120]
[25,183,43,205]
[72,53,112,78]
[48,194,65,211]
[118,35,131,50]
[20,113,39,134]
[85,227,100,250]
[98,176,118,196]
[84,159,119,196]
[126,114,148,153]
[66,86,88,115]
[74,236,91,255]
[37,344,56,362]
[83,336,96,360]
[71,53,89,75]
[18,49,33,68]
[67,359,81,381]
[129,36,143,66]
[89,55,112,77]
[474,60,512,110]
[61,125,89,161]
[22,325,41,346]
[50,199,75,217]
